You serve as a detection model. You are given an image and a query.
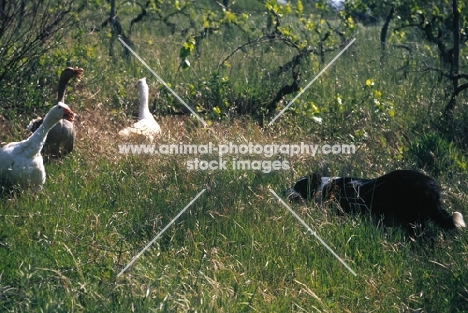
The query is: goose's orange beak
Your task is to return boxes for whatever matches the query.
[64,107,75,122]
[72,67,84,79]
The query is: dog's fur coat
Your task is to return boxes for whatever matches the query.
[285,170,465,230]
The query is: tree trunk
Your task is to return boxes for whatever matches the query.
[443,0,460,121]
[109,0,116,57]
[380,6,395,65]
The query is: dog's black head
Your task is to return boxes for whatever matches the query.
[284,173,322,201]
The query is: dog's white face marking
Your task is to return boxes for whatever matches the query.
[314,176,340,203]
[319,177,340,192]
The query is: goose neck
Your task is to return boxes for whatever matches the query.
[29,114,57,143]
[57,73,72,103]
[138,85,152,120]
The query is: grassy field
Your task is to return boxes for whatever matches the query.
[1,2,468,312]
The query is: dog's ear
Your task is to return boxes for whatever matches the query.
[302,173,321,199]
[310,173,322,188]
[290,176,308,199]
[287,173,322,201]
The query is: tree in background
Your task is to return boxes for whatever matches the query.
[120,0,356,124]
[343,0,468,126]
[0,0,83,111]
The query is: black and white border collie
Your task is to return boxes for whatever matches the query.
[284,170,465,230]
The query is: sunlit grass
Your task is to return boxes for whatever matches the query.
[1,110,467,311]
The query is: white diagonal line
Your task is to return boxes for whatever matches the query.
[117,189,206,277]
[118,37,208,127]
[268,38,357,126]
[269,189,357,276]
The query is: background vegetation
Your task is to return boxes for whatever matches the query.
[1,0,467,312]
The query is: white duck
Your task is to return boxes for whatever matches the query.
[27,67,83,158]
[0,103,75,191]
[119,78,161,141]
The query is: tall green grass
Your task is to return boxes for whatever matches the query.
[1,121,467,312]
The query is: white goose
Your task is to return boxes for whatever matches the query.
[0,103,75,191]
[119,78,161,141]
[27,67,83,158]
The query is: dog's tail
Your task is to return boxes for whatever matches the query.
[432,206,466,229]
[452,212,466,228]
